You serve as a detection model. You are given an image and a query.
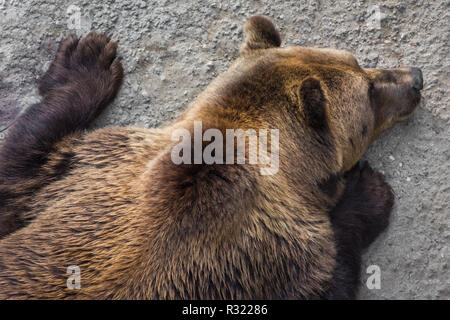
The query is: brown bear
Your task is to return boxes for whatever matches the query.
[0,15,422,299]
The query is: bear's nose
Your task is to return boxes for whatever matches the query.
[410,67,423,91]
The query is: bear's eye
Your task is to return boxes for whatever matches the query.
[369,83,376,97]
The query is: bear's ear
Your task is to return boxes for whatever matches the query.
[240,15,281,54]
[296,78,329,132]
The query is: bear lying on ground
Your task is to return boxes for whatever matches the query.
[0,15,422,299]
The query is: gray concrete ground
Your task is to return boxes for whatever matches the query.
[0,0,448,299]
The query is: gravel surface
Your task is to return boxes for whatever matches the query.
[0,0,448,299]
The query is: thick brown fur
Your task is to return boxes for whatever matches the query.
[0,32,123,237]
[0,16,421,299]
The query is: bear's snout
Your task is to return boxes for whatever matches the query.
[410,67,423,91]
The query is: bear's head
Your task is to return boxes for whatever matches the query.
[142,17,424,298]
[194,15,422,173]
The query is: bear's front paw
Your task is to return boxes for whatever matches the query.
[38,34,79,95]
[38,32,123,98]
[344,161,394,248]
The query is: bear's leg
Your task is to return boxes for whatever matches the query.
[323,162,394,299]
[0,32,123,237]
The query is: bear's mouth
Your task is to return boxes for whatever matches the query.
[398,94,422,120]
